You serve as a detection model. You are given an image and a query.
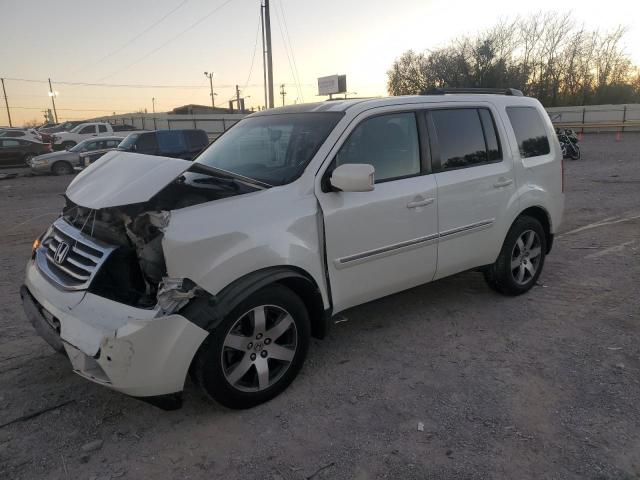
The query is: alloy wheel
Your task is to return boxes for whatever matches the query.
[510,229,542,285]
[221,305,297,392]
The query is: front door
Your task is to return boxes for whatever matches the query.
[316,110,438,313]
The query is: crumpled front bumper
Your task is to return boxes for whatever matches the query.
[21,260,209,400]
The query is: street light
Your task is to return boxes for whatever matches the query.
[204,71,215,108]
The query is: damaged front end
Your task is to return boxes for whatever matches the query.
[23,153,265,405]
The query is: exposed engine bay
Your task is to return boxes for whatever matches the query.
[60,170,261,308]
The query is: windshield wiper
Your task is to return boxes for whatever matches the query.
[189,163,272,189]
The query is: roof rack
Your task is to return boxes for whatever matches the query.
[422,87,524,96]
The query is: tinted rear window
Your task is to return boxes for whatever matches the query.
[506,107,551,158]
[137,133,158,153]
[432,109,488,170]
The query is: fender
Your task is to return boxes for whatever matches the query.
[181,266,332,339]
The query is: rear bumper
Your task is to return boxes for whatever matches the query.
[22,260,208,399]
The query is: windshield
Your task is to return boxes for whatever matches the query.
[69,124,84,133]
[194,112,343,186]
[118,133,140,150]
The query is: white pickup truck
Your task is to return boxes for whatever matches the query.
[52,122,140,150]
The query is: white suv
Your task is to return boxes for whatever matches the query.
[21,89,564,410]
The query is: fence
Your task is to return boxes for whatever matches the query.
[546,104,640,132]
[92,112,248,140]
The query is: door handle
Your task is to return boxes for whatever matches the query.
[407,197,435,209]
[493,178,513,188]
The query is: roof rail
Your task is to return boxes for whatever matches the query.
[422,87,524,97]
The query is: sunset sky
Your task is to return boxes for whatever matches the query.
[1,0,639,125]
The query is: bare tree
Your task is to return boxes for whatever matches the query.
[387,12,640,106]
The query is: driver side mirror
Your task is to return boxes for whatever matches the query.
[330,164,375,192]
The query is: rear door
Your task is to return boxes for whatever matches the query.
[316,109,438,312]
[425,105,517,279]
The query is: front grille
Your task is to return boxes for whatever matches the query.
[36,218,117,290]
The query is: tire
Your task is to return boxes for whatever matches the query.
[483,216,547,296]
[23,154,34,166]
[51,161,73,176]
[192,284,310,409]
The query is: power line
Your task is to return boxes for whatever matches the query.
[241,14,262,97]
[72,0,189,75]
[0,76,270,89]
[276,0,303,102]
[96,0,238,82]
[272,0,302,103]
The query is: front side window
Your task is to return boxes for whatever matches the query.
[431,108,498,171]
[335,112,420,182]
[79,125,95,134]
[106,140,121,148]
[195,112,343,186]
[136,133,158,153]
[98,125,107,133]
[2,139,20,147]
[157,131,187,154]
[506,106,551,158]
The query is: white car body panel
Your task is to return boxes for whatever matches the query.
[162,184,331,308]
[66,151,190,209]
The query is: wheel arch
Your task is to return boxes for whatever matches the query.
[515,205,553,253]
[182,266,331,340]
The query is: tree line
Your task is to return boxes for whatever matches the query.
[387,12,640,106]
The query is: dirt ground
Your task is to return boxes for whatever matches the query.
[1,133,639,480]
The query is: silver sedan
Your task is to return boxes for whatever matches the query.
[30,137,123,175]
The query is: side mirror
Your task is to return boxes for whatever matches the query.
[330,163,375,192]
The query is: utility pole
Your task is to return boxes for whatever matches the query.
[280,84,286,106]
[48,78,58,123]
[204,71,215,108]
[264,0,274,108]
[1,78,12,127]
[236,84,242,112]
[152,97,156,114]
[260,3,268,110]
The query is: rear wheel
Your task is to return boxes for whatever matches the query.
[484,216,546,295]
[192,284,310,409]
[570,144,580,160]
[51,161,73,175]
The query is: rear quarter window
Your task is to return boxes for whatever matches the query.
[185,130,209,151]
[506,106,551,158]
[157,131,187,154]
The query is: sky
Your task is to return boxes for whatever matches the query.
[1,0,639,125]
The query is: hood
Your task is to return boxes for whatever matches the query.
[37,150,77,161]
[66,151,191,209]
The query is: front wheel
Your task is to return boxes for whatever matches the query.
[52,161,73,175]
[484,216,546,295]
[191,284,310,409]
[24,154,34,166]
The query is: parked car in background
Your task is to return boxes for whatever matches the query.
[37,123,59,131]
[52,122,145,150]
[30,137,123,175]
[116,129,209,160]
[0,138,52,167]
[39,121,85,143]
[22,90,564,410]
[0,128,43,142]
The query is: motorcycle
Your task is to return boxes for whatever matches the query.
[556,128,580,160]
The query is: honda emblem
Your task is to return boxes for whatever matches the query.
[54,242,70,264]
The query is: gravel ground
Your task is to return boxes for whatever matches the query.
[0,133,639,480]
